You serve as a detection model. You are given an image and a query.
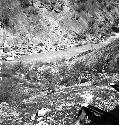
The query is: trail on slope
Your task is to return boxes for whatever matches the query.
[17,33,119,64]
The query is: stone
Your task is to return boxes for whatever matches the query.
[31,114,36,120]
[38,108,51,116]
[6,56,15,61]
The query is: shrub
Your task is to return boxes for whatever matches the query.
[0,77,17,103]
[57,59,90,86]
[19,0,32,8]
[57,63,70,86]
[11,61,29,74]
[1,63,13,77]
[25,69,38,82]
[1,62,31,104]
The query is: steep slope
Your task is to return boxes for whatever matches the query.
[1,0,119,60]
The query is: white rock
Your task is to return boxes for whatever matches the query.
[81,103,89,107]
[47,116,53,121]
[37,117,43,122]
[80,92,94,106]
[0,102,9,106]
[110,83,115,86]
[38,108,51,116]
[36,121,48,125]
[6,56,14,61]
[31,114,36,120]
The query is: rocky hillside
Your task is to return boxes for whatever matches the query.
[0,0,119,60]
[1,57,119,125]
[1,0,119,125]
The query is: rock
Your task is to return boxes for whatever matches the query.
[38,108,51,116]
[37,117,43,122]
[74,120,81,125]
[6,56,15,61]
[81,103,89,107]
[31,114,36,120]
[36,121,48,125]
[0,102,9,106]
[80,92,94,105]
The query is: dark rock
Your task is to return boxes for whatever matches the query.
[112,26,119,33]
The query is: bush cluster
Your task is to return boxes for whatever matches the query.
[1,53,115,104]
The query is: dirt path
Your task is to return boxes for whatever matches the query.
[6,33,119,64]
[19,33,119,64]
[18,42,107,64]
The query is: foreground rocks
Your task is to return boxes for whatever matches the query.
[15,83,119,125]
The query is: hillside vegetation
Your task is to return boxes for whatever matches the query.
[1,0,119,125]
[1,37,119,124]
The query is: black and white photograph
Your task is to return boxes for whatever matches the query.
[1,0,119,125]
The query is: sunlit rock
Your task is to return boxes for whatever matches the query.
[31,114,36,120]
[6,56,15,61]
[38,108,51,116]
[80,92,94,106]
[36,121,48,125]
